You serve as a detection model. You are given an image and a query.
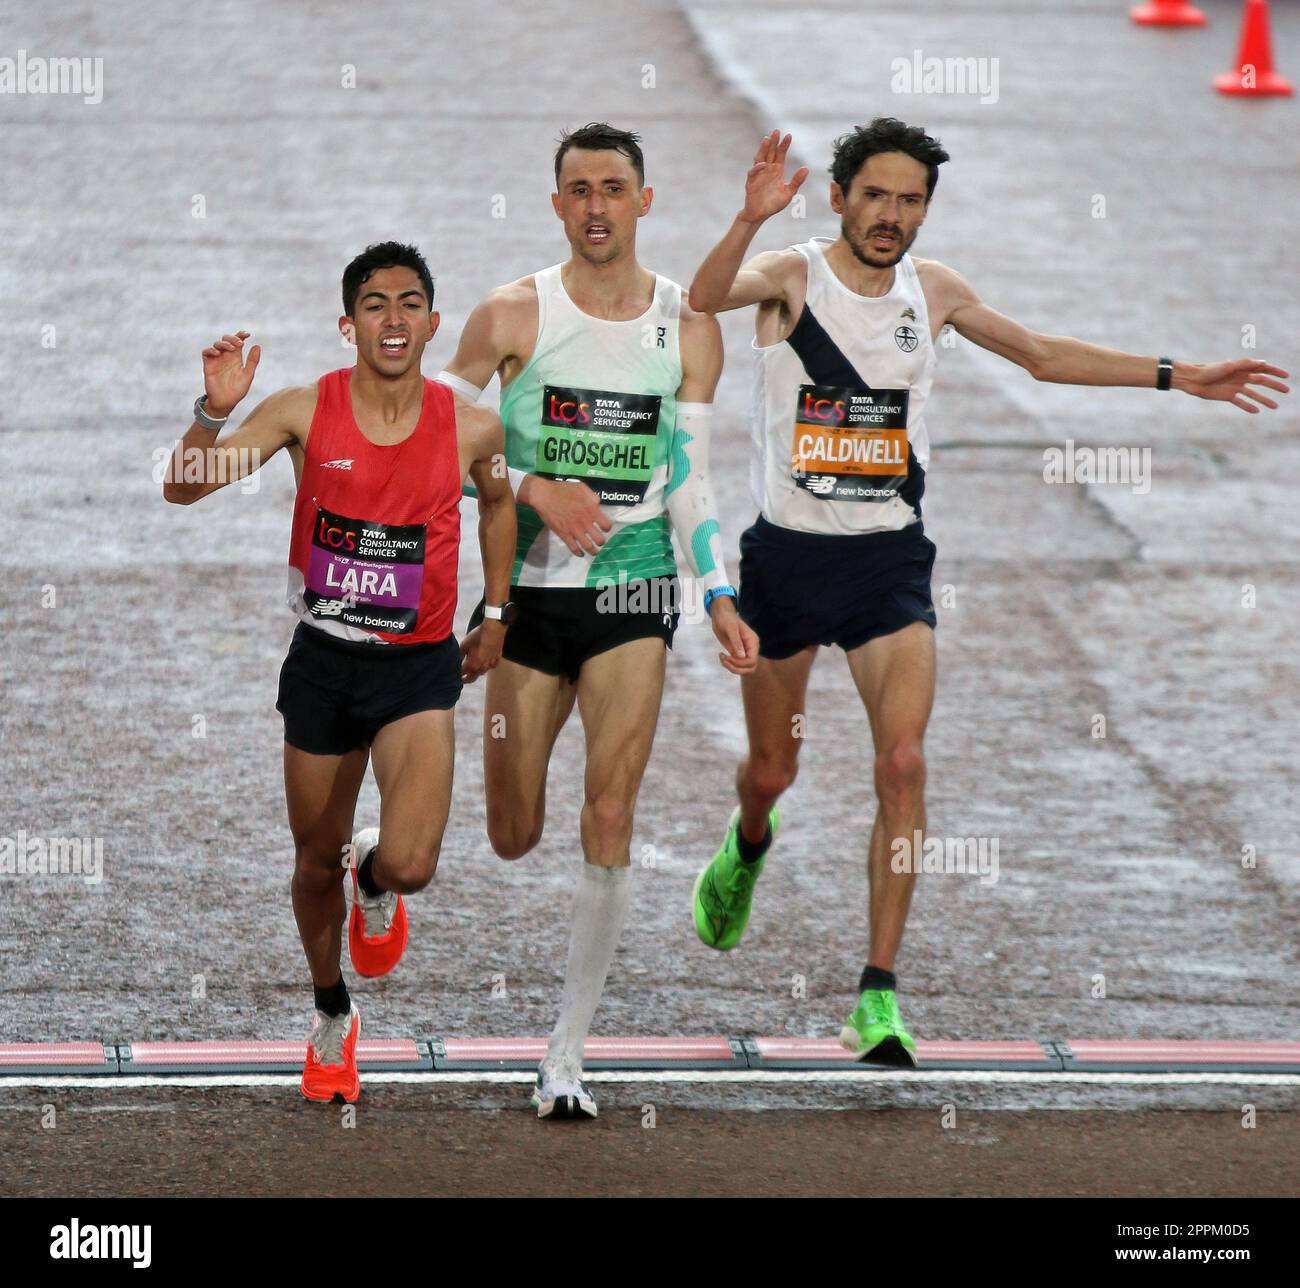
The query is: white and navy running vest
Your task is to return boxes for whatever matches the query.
[750,237,937,536]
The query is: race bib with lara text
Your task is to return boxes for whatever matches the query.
[304,504,425,634]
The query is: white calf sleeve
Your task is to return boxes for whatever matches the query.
[544,863,632,1071]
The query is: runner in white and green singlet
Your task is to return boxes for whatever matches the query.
[441,123,759,1120]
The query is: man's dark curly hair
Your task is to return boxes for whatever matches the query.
[830,118,949,202]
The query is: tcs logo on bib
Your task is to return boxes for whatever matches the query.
[546,392,591,426]
[800,390,848,424]
[316,515,359,552]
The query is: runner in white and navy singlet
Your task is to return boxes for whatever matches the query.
[741,234,938,659]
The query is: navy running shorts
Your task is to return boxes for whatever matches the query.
[737,514,937,661]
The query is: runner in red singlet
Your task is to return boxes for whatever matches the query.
[162,242,516,1103]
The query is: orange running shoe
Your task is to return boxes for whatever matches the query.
[301,1003,361,1103]
[347,828,408,978]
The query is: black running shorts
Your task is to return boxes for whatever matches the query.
[467,577,680,683]
[738,515,937,661]
[276,622,463,756]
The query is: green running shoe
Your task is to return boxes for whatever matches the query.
[692,806,779,951]
[839,988,918,1067]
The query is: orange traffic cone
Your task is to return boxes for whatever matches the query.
[1131,0,1206,26]
[1215,0,1293,96]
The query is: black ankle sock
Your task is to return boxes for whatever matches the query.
[313,976,351,1018]
[737,824,772,864]
[357,849,382,898]
[858,965,897,994]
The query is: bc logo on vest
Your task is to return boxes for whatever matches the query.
[894,326,919,352]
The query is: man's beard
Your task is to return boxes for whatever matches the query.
[845,221,916,269]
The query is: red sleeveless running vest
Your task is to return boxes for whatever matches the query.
[286,368,461,644]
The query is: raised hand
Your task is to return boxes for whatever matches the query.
[202,331,262,417]
[741,130,810,225]
[1181,359,1290,413]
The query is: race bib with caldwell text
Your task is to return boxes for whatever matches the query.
[790,383,910,502]
[305,504,425,634]
[535,385,661,507]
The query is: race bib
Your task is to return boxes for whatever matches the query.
[535,385,661,507]
[305,504,424,634]
[790,383,910,502]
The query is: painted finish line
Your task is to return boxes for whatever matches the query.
[3,1070,1300,1089]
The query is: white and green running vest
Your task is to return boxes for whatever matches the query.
[501,264,682,588]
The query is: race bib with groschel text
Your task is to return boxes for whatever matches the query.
[535,384,661,507]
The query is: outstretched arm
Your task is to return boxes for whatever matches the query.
[668,309,759,676]
[689,130,809,315]
[935,266,1290,412]
[161,331,309,503]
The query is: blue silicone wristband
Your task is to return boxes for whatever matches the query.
[703,585,737,613]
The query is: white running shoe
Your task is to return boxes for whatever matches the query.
[532,1057,598,1120]
[349,828,398,937]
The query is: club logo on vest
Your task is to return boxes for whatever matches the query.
[894,326,918,352]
